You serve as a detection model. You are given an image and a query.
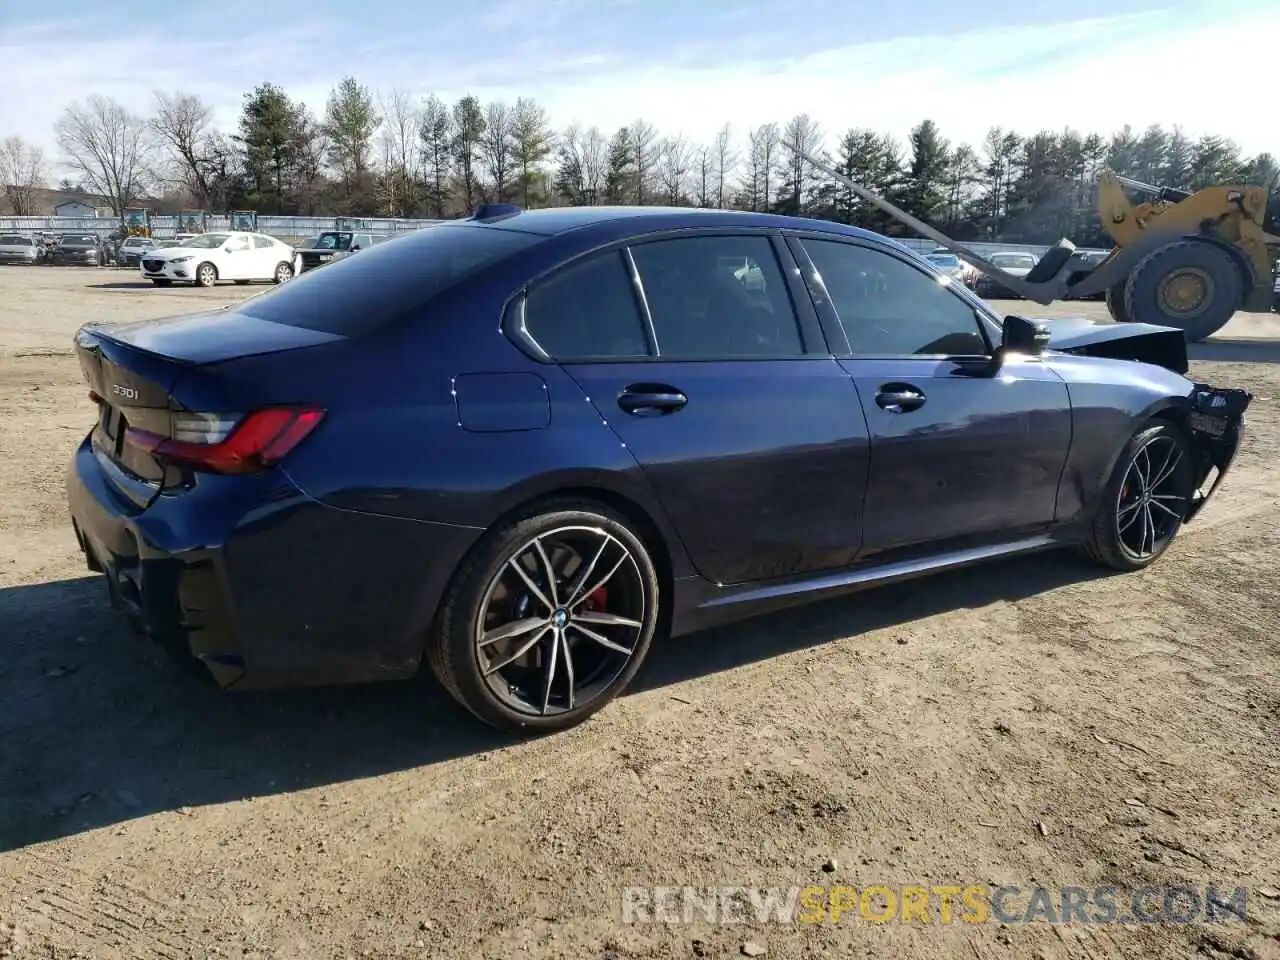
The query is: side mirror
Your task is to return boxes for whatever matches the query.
[1002,314,1051,357]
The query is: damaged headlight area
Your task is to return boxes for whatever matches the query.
[1182,384,1252,520]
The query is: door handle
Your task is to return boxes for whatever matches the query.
[875,384,927,412]
[618,384,688,416]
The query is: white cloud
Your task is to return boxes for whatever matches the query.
[2,4,1276,175]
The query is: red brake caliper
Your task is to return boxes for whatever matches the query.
[582,586,608,612]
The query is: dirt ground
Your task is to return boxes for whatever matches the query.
[1,266,1278,960]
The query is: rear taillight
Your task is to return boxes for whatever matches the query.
[125,407,325,475]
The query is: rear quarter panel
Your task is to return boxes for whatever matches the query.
[1046,352,1194,523]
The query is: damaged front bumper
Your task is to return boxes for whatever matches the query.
[1183,383,1251,521]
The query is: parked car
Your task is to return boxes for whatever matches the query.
[116,236,158,268]
[138,231,298,287]
[972,251,1041,299]
[296,231,377,273]
[0,233,43,264]
[922,250,976,285]
[66,206,1250,733]
[49,233,107,266]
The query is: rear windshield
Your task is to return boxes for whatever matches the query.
[236,224,542,336]
[926,254,959,267]
[61,235,96,244]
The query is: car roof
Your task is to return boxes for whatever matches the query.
[392,207,896,258]
[477,205,883,239]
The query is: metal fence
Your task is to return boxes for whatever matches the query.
[0,214,446,241]
[0,212,1105,257]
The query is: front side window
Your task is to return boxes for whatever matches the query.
[225,235,251,252]
[252,235,273,249]
[629,235,803,359]
[802,239,989,357]
[522,251,651,359]
[186,233,230,249]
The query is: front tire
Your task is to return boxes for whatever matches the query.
[195,262,218,287]
[1081,420,1195,571]
[427,501,661,733]
[1122,239,1243,342]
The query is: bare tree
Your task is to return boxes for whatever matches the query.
[713,123,738,208]
[0,136,48,215]
[481,100,516,202]
[150,91,223,207]
[693,144,714,207]
[580,126,607,202]
[777,113,823,215]
[376,87,421,215]
[742,122,780,212]
[656,136,692,206]
[553,122,587,203]
[419,94,453,217]
[628,119,658,204]
[55,95,153,216]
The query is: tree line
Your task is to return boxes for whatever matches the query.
[0,78,1275,248]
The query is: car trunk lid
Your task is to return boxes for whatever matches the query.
[74,312,342,508]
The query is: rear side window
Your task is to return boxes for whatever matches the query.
[522,251,651,359]
[236,225,542,336]
[629,235,803,359]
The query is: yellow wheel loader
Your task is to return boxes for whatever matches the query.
[789,147,1280,342]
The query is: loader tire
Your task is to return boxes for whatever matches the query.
[1105,281,1132,323]
[1122,239,1243,342]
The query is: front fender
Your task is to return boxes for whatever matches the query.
[1049,353,1252,524]
[1180,383,1252,520]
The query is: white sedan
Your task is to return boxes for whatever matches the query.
[139,231,299,287]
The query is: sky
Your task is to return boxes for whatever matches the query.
[0,0,1276,171]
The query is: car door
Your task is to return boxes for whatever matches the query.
[220,234,252,279]
[250,234,278,278]
[514,232,871,586]
[791,235,1073,560]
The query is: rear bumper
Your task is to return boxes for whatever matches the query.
[67,436,482,690]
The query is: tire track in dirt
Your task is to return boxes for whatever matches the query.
[2,851,211,959]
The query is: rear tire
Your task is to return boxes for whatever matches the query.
[1080,420,1195,571]
[1105,281,1132,323]
[1122,239,1243,341]
[273,262,294,284]
[426,500,661,733]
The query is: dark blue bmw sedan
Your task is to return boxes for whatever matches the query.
[67,205,1250,731]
